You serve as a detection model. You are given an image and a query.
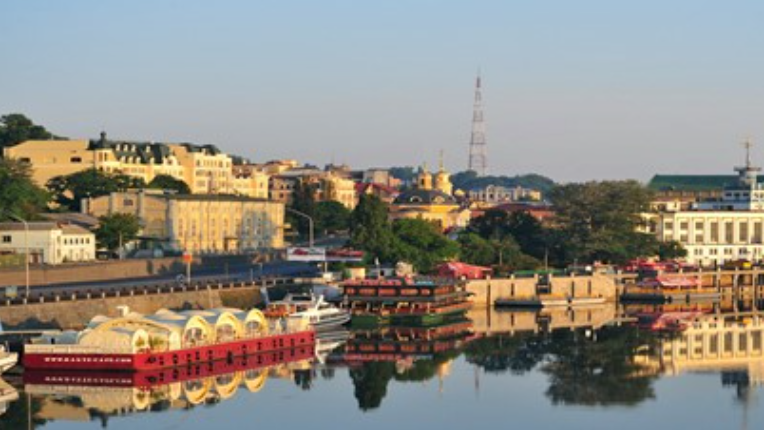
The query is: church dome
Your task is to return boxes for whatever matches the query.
[393,189,457,205]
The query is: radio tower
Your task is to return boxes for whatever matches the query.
[467,73,488,176]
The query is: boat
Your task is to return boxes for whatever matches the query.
[635,311,707,332]
[0,320,18,374]
[0,344,17,374]
[342,277,472,328]
[264,293,351,329]
[23,306,315,371]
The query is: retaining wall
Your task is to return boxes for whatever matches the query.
[466,274,618,306]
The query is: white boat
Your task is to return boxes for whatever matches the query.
[0,345,16,374]
[265,293,350,330]
[0,321,18,374]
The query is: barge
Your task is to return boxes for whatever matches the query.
[23,307,315,371]
[342,277,472,328]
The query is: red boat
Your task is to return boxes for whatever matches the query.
[23,307,315,371]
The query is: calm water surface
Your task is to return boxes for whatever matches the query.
[2,306,763,430]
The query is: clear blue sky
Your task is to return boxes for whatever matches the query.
[3,0,764,182]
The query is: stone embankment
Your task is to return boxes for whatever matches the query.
[0,281,267,330]
[465,274,619,306]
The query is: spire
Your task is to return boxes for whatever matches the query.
[744,138,753,169]
[439,149,445,172]
[467,72,488,176]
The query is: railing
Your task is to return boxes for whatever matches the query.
[0,276,303,307]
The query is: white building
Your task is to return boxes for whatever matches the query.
[650,151,764,267]
[0,222,96,265]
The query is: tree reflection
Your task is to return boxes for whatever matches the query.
[465,326,660,407]
[350,362,395,411]
[542,326,658,406]
[464,333,546,374]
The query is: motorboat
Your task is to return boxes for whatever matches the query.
[0,344,17,374]
[265,293,350,330]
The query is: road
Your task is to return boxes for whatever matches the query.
[2,260,320,298]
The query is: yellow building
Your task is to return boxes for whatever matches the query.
[4,134,187,187]
[84,190,284,252]
[168,143,234,194]
[3,139,96,186]
[389,164,469,231]
[270,168,357,209]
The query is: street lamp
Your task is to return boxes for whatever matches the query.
[286,208,314,247]
[7,213,30,298]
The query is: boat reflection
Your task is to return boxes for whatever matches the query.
[17,345,321,425]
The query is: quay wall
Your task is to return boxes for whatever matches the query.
[0,286,262,330]
[467,305,617,335]
[466,274,618,306]
[0,253,280,288]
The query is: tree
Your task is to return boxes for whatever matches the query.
[47,169,146,211]
[147,174,190,194]
[458,232,497,267]
[657,240,687,260]
[288,181,318,241]
[350,194,398,263]
[0,158,49,220]
[314,201,351,234]
[391,218,460,272]
[549,181,659,265]
[0,113,60,151]
[95,213,140,251]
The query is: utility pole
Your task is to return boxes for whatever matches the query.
[286,207,314,247]
[8,214,30,298]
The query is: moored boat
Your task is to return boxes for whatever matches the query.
[23,307,315,372]
[342,277,472,327]
[265,293,350,330]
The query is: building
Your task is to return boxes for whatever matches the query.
[0,222,95,265]
[3,134,188,187]
[650,150,764,266]
[389,164,470,231]
[168,143,234,194]
[467,185,542,205]
[84,190,285,253]
[270,167,357,209]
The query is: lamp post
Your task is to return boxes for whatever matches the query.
[8,214,30,298]
[286,208,314,247]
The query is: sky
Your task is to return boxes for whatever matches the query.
[3,0,764,183]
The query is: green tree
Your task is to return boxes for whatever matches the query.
[350,194,398,263]
[392,218,460,272]
[95,213,140,251]
[657,240,687,260]
[0,158,49,220]
[288,181,318,241]
[549,180,659,265]
[47,169,146,211]
[0,113,60,151]
[147,174,191,194]
[468,209,548,260]
[458,232,497,266]
[314,200,351,234]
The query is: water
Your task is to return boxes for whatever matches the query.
[2,306,763,430]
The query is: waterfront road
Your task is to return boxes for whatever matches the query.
[2,260,320,298]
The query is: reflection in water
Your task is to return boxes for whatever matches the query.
[1,306,764,428]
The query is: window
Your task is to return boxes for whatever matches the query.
[740,223,749,242]
[664,221,674,230]
[710,222,719,242]
[1,235,10,244]
[680,221,689,230]
[695,222,704,230]
[123,199,134,207]
[725,222,734,243]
